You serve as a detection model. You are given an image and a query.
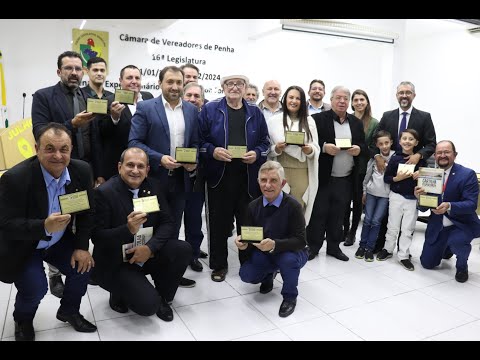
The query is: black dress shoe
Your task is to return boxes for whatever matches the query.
[455,269,469,283]
[307,247,318,261]
[190,258,203,272]
[259,271,277,294]
[156,297,173,322]
[49,275,65,298]
[179,277,196,288]
[279,298,297,318]
[109,293,128,313]
[14,320,35,341]
[56,311,97,332]
[199,250,208,259]
[327,251,349,261]
[344,232,355,246]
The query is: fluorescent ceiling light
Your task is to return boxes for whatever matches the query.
[281,19,398,44]
[79,19,86,30]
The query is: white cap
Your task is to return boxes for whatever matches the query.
[220,74,249,87]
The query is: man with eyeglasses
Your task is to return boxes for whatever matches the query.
[307,79,331,115]
[32,50,102,299]
[372,81,437,253]
[415,140,480,283]
[32,51,101,180]
[199,74,270,282]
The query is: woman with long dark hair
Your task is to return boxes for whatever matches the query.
[267,85,320,225]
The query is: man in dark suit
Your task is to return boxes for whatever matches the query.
[415,140,480,283]
[307,86,367,262]
[32,50,101,184]
[0,123,97,341]
[97,65,153,181]
[129,65,198,288]
[91,147,191,321]
[374,81,437,252]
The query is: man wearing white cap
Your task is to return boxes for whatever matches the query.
[199,74,270,282]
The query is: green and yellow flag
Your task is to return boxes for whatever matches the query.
[0,51,8,128]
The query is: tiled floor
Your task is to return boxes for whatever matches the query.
[2,217,480,341]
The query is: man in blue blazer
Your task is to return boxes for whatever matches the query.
[129,66,198,287]
[416,140,480,283]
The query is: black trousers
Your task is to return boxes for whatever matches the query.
[105,239,191,316]
[343,172,365,236]
[206,165,251,270]
[307,176,352,254]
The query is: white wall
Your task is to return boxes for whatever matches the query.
[402,19,480,170]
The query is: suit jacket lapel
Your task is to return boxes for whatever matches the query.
[122,105,132,121]
[154,97,171,142]
[32,159,49,219]
[182,101,191,147]
[113,176,135,216]
[53,83,71,119]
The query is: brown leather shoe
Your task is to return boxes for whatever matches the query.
[211,268,228,282]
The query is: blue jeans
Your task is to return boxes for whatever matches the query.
[239,249,308,300]
[359,193,389,251]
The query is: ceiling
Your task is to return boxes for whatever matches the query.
[65,19,178,33]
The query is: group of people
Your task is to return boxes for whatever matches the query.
[0,50,479,341]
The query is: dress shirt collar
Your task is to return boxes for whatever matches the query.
[262,191,284,208]
[161,95,183,111]
[40,164,71,189]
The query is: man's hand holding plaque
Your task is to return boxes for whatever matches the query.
[335,138,352,149]
[175,147,197,164]
[114,89,135,105]
[240,226,263,243]
[86,98,108,114]
[58,190,91,214]
[228,145,247,159]
[133,195,160,213]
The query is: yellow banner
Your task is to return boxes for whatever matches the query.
[0,117,35,170]
[72,29,109,69]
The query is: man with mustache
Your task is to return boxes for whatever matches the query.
[415,140,480,283]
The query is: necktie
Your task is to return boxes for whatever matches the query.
[397,111,407,151]
[71,90,85,159]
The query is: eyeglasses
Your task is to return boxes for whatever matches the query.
[397,91,413,96]
[62,66,83,72]
[225,82,245,89]
[435,150,453,156]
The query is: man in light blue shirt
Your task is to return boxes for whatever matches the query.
[0,123,96,341]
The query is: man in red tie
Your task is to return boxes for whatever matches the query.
[415,140,480,283]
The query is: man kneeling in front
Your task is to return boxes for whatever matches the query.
[235,161,308,317]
